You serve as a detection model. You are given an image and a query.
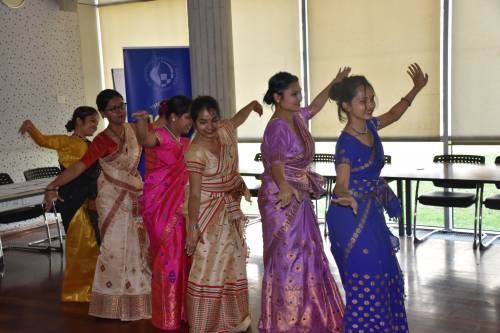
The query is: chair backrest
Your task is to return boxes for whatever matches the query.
[433,154,485,189]
[254,153,263,162]
[495,156,500,189]
[23,167,61,181]
[384,155,392,164]
[313,153,335,163]
[0,173,14,186]
[433,154,484,164]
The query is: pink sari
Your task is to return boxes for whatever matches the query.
[141,128,190,330]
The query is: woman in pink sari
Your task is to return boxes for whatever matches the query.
[135,96,192,330]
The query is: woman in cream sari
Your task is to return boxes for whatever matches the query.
[44,89,151,321]
[185,96,262,333]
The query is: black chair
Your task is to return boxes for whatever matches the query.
[413,154,484,246]
[478,156,500,250]
[22,167,64,251]
[312,154,336,237]
[243,153,262,225]
[24,167,60,181]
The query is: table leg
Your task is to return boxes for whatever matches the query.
[396,180,404,236]
[405,179,412,236]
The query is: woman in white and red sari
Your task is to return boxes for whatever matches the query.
[44,89,151,321]
[185,96,262,333]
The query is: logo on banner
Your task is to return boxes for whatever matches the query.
[144,57,177,89]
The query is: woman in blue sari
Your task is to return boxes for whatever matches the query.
[326,64,428,333]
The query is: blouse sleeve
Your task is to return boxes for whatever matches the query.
[299,107,313,121]
[186,145,207,175]
[262,120,290,165]
[80,133,116,167]
[334,136,355,168]
[28,126,66,151]
[219,119,236,140]
[368,117,380,131]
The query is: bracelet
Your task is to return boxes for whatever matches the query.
[44,187,58,192]
[401,97,412,107]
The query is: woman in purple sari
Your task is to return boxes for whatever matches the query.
[135,96,192,330]
[258,69,349,333]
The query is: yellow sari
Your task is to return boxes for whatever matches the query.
[28,126,99,302]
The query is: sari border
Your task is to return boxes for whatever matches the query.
[89,292,152,321]
[343,198,372,264]
[100,189,127,239]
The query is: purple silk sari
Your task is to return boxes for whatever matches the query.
[258,108,344,333]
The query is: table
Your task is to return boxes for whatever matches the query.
[0,177,62,266]
[240,162,500,238]
[0,178,52,213]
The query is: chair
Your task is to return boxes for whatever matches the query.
[312,154,336,237]
[413,154,484,246]
[24,167,61,181]
[478,156,500,250]
[22,167,64,251]
[243,153,262,225]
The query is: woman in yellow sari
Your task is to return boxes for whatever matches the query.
[19,106,100,302]
[185,96,262,333]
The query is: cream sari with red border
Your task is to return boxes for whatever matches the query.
[88,123,152,321]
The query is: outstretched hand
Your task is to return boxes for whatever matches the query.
[131,110,151,122]
[43,190,63,212]
[252,101,263,117]
[408,63,428,91]
[332,66,351,85]
[18,120,34,135]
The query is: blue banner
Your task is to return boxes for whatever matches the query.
[123,47,192,119]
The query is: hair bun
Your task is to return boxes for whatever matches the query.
[65,119,75,132]
[328,81,344,102]
[263,90,274,105]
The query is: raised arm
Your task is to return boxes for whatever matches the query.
[308,67,351,117]
[229,100,263,128]
[331,163,358,215]
[377,63,428,130]
[19,120,63,150]
[131,111,158,148]
[43,161,88,209]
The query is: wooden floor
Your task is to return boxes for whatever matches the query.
[1,223,500,333]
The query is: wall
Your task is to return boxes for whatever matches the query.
[0,0,86,181]
[99,0,189,89]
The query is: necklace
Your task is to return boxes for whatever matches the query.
[72,132,85,139]
[349,125,368,136]
[163,124,180,144]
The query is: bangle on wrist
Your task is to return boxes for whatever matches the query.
[189,223,200,231]
[401,97,412,107]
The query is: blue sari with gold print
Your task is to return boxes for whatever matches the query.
[326,118,409,333]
